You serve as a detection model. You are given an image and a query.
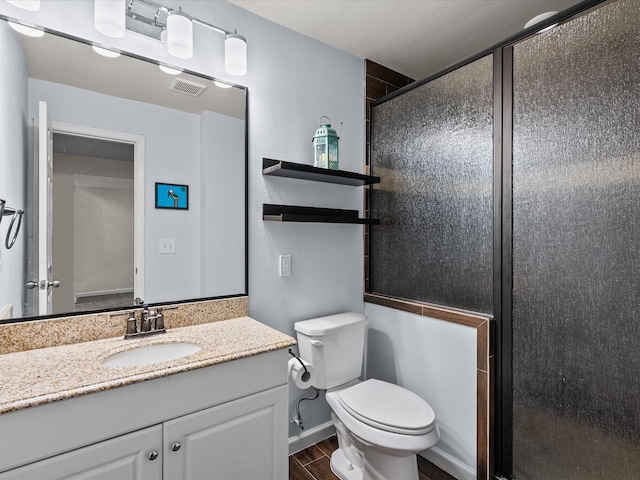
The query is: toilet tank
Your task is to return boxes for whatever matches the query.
[294,312,367,390]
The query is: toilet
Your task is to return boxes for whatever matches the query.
[294,312,439,480]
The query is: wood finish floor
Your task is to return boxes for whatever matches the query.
[289,436,439,480]
[289,436,340,480]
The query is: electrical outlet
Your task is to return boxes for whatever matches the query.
[159,238,176,254]
[279,254,291,276]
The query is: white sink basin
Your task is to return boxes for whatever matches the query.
[103,342,202,367]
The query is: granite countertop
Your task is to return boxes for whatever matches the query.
[0,316,295,415]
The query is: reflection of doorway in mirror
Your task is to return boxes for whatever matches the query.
[47,124,146,314]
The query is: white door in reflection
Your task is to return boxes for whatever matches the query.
[36,101,54,315]
[44,121,146,314]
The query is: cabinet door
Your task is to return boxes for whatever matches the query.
[163,385,288,480]
[0,425,162,480]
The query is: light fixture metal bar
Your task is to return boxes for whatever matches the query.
[191,18,229,37]
[126,0,234,36]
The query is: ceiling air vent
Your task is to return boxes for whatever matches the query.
[168,78,207,97]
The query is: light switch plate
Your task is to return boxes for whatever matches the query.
[279,254,291,276]
[159,238,176,254]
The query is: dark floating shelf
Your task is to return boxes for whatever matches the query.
[263,204,380,225]
[262,158,380,186]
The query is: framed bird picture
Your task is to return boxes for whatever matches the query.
[155,182,189,210]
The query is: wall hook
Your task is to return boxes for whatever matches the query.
[1,200,24,249]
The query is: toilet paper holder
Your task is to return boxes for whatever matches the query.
[288,348,310,382]
[289,348,319,430]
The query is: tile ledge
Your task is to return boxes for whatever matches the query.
[364,293,492,328]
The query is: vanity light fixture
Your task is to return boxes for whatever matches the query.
[100,0,247,76]
[6,0,40,11]
[92,45,121,58]
[159,64,183,75]
[214,80,233,89]
[225,33,247,76]
[166,7,193,59]
[524,11,560,34]
[8,21,44,37]
[94,0,126,38]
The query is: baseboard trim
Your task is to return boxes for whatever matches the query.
[288,421,336,456]
[420,447,476,480]
[418,454,458,480]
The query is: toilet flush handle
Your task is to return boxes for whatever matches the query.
[310,339,324,347]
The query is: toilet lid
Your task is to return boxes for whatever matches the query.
[338,379,435,435]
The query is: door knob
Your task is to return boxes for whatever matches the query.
[171,442,181,452]
[29,280,61,290]
[148,450,158,461]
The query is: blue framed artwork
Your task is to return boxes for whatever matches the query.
[155,182,189,210]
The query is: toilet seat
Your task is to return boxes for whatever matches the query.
[337,379,435,435]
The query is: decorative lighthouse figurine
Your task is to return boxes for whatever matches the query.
[313,116,339,170]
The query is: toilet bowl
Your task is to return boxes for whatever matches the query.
[326,379,439,480]
[293,313,440,480]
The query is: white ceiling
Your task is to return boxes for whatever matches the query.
[228,0,585,80]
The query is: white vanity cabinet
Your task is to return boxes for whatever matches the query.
[0,425,163,480]
[164,386,286,479]
[0,349,289,479]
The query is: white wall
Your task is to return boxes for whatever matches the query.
[1,0,366,435]
[0,22,28,318]
[226,4,367,434]
[365,303,478,480]
[72,174,135,296]
[200,110,245,297]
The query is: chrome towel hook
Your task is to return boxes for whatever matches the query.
[5,209,24,249]
[1,199,24,250]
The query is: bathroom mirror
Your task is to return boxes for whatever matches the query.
[0,19,247,322]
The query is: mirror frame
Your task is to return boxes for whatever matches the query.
[0,16,249,325]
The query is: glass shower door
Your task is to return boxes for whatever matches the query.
[511,0,640,478]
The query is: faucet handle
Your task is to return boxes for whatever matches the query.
[148,307,158,330]
[155,309,165,330]
[140,308,151,332]
[126,311,137,336]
